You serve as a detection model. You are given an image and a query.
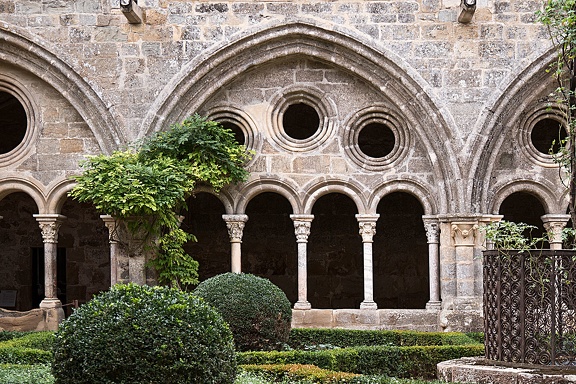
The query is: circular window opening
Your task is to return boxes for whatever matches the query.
[358,123,395,158]
[0,91,27,154]
[282,103,320,140]
[221,121,246,146]
[531,118,567,154]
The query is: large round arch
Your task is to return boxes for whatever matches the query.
[142,22,460,213]
[0,25,123,154]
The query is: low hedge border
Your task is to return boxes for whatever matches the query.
[288,328,481,349]
[241,364,360,382]
[0,332,54,365]
[238,344,484,379]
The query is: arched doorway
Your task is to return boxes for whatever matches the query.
[499,191,546,239]
[308,193,362,309]
[0,192,42,311]
[375,192,428,308]
[59,199,110,311]
[242,192,297,303]
[182,192,229,282]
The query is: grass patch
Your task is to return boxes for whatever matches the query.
[0,364,54,384]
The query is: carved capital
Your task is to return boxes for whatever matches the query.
[222,214,248,242]
[356,214,379,243]
[424,221,440,244]
[34,214,66,244]
[291,215,314,243]
[100,215,119,244]
[541,214,570,245]
[451,222,478,247]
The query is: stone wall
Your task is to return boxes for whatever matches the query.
[0,0,569,331]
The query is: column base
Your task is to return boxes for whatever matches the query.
[294,301,311,310]
[39,298,65,330]
[426,301,442,310]
[360,301,378,310]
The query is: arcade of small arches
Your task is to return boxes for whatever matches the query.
[0,178,571,321]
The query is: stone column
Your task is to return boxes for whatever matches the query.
[451,220,479,308]
[291,214,313,310]
[101,215,119,286]
[33,214,66,325]
[222,214,248,273]
[423,216,441,310]
[356,214,379,310]
[541,214,570,250]
[478,215,503,251]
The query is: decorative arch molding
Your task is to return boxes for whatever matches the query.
[469,47,559,212]
[142,21,459,212]
[191,186,235,215]
[489,179,561,215]
[46,179,76,214]
[0,176,47,213]
[0,23,123,154]
[302,178,367,215]
[234,177,301,214]
[368,179,438,215]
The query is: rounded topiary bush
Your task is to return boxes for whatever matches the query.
[52,283,236,384]
[194,273,292,352]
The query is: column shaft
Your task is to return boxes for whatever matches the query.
[357,214,379,310]
[223,214,248,274]
[291,214,313,310]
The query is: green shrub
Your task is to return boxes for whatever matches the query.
[0,332,54,351]
[194,273,292,352]
[0,363,54,384]
[0,332,28,343]
[0,332,54,365]
[238,344,484,379]
[52,283,237,384]
[288,328,480,349]
[241,364,360,383]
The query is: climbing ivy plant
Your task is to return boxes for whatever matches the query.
[69,115,251,289]
[538,0,576,226]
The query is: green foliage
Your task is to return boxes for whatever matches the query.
[0,364,54,384]
[482,220,547,252]
[0,332,54,365]
[139,114,251,191]
[288,328,480,350]
[538,1,576,225]
[52,283,237,384]
[238,344,484,379]
[240,364,360,383]
[69,115,251,288]
[194,273,292,352]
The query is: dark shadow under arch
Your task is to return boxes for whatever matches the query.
[375,192,428,309]
[242,192,297,304]
[182,192,230,281]
[309,193,362,309]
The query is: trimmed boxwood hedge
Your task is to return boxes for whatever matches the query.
[288,328,480,349]
[52,283,237,384]
[194,273,292,352]
[0,332,54,365]
[240,364,360,382]
[238,344,484,379]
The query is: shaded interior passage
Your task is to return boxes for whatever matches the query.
[182,192,229,282]
[308,193,362,309]
[498,191,547,243]
[59,199,110,311]
[374,192,428,309]
[0,193,41,311]
[242,192,297,304]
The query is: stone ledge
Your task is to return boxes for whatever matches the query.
[0,307,61,331]
[292,308,440,331]
[437,357,576,384]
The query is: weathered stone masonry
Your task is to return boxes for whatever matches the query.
[0,0,570,331]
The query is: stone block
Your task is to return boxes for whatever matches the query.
[292,309,334,328]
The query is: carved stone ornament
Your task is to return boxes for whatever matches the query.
[424,222,440,244]
[222,214,248,242]
[451,223,478,246]
[293,220,311,242]
[358,221,377,242]
[38,221,63,244]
